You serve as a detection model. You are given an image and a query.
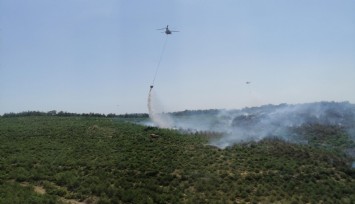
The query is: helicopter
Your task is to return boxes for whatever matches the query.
[157,25,179,35]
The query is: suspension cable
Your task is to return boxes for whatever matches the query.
[151,35,169,86]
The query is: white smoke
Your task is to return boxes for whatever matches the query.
[147,88,173,128]
[212,102,355,148]
[152,102,355,149]
[145,94,355,149]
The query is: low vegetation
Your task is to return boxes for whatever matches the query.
[0,116,354,203]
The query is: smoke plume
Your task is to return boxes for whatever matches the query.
[156,101,355,149]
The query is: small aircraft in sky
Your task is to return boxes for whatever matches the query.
[157,25,179,35]
[246,81,251,84]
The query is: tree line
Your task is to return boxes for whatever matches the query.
[1,110,149,118]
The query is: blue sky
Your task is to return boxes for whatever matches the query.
[1,0,354,114]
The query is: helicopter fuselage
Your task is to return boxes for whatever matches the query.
[165,29,171,35]
[165,29,172,35]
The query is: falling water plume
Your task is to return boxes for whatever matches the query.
[147,88,172,128]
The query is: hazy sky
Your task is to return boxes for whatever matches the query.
[1,0,354,114]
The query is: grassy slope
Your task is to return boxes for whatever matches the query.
[0,116,354,203]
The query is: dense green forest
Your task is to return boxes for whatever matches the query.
[0,116,354,203]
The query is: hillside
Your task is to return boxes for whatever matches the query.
[0,116,354,203]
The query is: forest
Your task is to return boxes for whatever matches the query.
[0,114,354,203]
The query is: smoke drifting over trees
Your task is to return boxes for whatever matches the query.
[151,101,355,149]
